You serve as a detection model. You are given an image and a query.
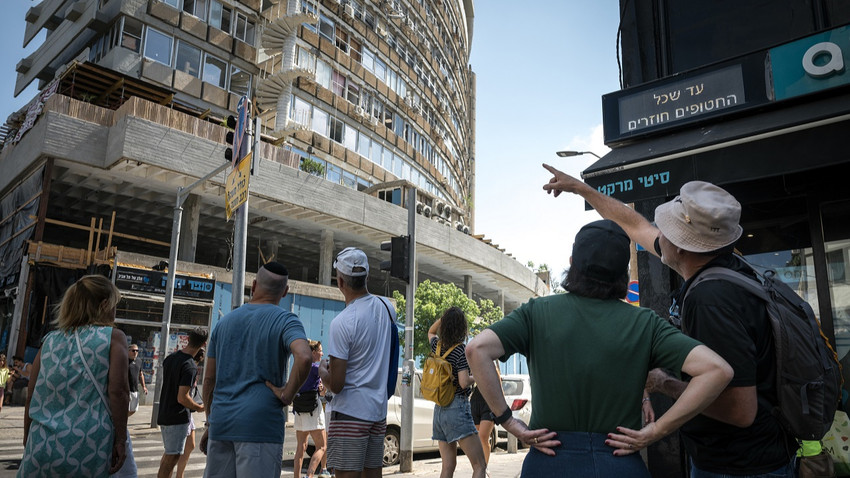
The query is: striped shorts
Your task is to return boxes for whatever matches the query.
[327,411,386,471]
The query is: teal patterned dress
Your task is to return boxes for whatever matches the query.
[18,325,115,477]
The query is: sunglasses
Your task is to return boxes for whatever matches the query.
[129,349,139,352]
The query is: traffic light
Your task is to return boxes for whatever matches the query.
[224,115,237,162]
[380,235,409,282]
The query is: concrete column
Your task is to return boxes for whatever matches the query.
[463,275,472,299]
[318,230,334,286]
[177,194,201,262]
[499,289,505,313]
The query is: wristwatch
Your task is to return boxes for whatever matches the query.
[493,407,513,425]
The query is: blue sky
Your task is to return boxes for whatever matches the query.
[0,1,620,290]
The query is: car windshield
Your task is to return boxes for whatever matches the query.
[502,379,524,396]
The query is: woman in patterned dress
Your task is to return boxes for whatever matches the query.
[18,275,130,477]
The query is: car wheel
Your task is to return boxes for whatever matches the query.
[383,427,401,466]
[489,428,497,452]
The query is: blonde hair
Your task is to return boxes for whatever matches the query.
[55,275,121,331]
[309,340,322,351]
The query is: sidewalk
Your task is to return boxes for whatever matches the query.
[0,404,527,477]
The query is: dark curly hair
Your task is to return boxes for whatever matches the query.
[562,267,629,300]
[438,307,468,347]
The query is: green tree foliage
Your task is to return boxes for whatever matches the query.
[393,280,504,366]
[300,157,326,177]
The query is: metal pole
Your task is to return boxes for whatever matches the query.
[400,187,416,472]
[231,118,256,309]
[150,201,183,427]
[150,161,230,427]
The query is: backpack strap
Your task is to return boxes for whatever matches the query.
[436,342,460,359]
[685,266,770,303]
[379,297,399,400]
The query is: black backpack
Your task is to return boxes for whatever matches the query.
[685,262,842,440]
[292,390,319,414]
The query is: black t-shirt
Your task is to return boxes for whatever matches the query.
[128,358,142,392]
[157,350,197,426]
[430,337,470,397]
[678,254,796,474]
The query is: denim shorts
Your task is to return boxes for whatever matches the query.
[520,431,650,478]
[690,458,796,478]
[432,394,478,443]
[160,423,191,455]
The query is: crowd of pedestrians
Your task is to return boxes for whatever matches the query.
[6,167,838,478]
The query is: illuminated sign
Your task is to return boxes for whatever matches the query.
[770,25,850,100]
[115,266,215,301]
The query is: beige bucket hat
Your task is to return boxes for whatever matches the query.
[654,181,743,253]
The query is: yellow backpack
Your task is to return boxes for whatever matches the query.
[420,342,460,406]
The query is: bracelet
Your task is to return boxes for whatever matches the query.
[493,407,513,425]
[642,397,651,403]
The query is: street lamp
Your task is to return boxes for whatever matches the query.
[556,150,601,159]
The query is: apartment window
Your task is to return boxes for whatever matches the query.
[292,96,311,125]
[363,11,375,29]
[346,83,360,106]
[357,177,371,192]
[296,46,316,71]
[349,38,362,64]
[122,17,143,52]
[342,171,357,189]
[374,57,387,84]
[234,12,255,45]
[175,41,202,77]
[315,60,332,89]
[343,124,357,151]
[371,142,383,168]
[335,29,350,54]
[312,108,328,136]
[183,0,207,18]
[144,28,173,66]
[358,135,371,158]
[362,48,375,72]
[230,65,251,96]
[209,1,231,32]
[162,0,179,8]
[203,54,227,87]
[329,117,344,143]
[393,153,403,177]
[331,71,345,97]
[327,164,342,185]
[318,15,334,43]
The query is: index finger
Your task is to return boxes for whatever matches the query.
[542,163,561,175]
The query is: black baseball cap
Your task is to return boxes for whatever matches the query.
[572,220,630,282]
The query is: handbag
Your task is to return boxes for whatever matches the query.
[822,409,850,476]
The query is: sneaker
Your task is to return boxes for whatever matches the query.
[318,470,332,478]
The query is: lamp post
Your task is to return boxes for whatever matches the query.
[555,150,601,159]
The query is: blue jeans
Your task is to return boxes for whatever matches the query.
[520,431,650,478]
[690,458,796,478]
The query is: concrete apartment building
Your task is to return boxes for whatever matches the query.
[0,0,546,380]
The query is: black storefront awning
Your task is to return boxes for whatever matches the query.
[583,89,850,204]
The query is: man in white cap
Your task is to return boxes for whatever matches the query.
[541,164,796,478]
[319,247,397,478]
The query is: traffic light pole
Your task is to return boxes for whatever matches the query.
[150,160,230,427]
[400,187,417,472]
[231,116,258,309]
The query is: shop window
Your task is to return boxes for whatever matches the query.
[122,17,143,53]
[144,28,173,66]
[209,0,232,32]
[822,200,850,358]
[175,41,202,77]
[203,54,227,87]
[230,65,251,96]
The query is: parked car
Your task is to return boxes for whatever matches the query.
[496,374,532,444]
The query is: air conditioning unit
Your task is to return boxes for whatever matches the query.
[404,95,414,108]
[462,225,470,235]
[422,205,432,217]
[435,201,445,215]
[455,222,464,231]
[444,205,452,218]
[343,4,354,17]
[404,17,414,30]
[377,25,388,37]
[355,105,365,117]
[416,201,424,214]
[368,115,379,127]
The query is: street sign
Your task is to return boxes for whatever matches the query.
[627,280,640,306]
[225,152,251,220]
